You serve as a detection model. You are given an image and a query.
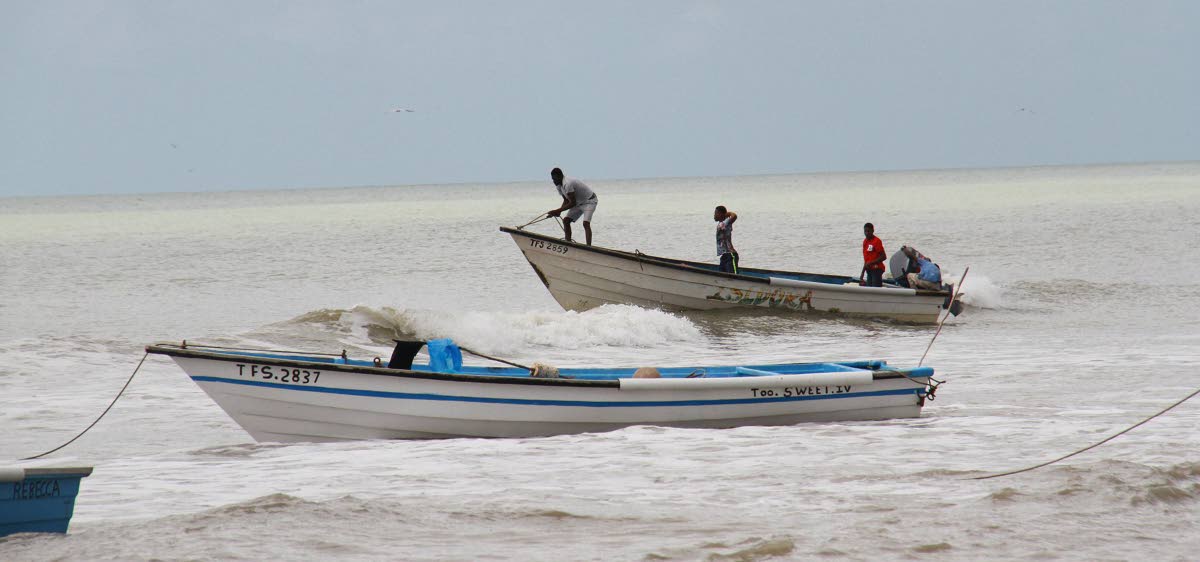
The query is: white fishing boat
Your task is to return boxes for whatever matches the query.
[500,226,961,323]
[146,340,939,442]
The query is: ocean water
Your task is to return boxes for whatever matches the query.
[2,162,1199,561]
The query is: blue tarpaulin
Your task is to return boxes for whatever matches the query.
[426,338,463,372]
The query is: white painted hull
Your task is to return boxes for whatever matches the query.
[152,346,932,442]
[501,227,952,323]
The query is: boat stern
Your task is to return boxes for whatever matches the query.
[0,466,93,536]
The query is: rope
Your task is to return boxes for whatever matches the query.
[633,250,646,272]
[919,266,969,368]
[515,212,567,235]
[972,386,1200,480]
[21,352,149,460]
[516,212,552,230]
[878,369,943,400]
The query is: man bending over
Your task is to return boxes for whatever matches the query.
[902,246,943,290]
[547,167,598,246]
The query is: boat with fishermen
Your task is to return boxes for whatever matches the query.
[146,339,939,442]
[1,466,93,537]
[500,226,962,324]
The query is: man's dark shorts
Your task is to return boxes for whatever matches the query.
[864,269,883,287]
[719,252,739,273]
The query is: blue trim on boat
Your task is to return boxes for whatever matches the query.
[189,376,924,407]
[195,349,912,381]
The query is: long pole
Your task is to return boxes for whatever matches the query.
[919,266,968,367]
[457,345,532,371]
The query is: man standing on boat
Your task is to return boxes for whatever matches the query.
[547,167,598,246]
[860,222,886,287]
[715,205,739,273]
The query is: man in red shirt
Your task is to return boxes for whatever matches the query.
[860,222,886,287]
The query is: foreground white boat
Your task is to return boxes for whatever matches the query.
[501,226,959,323]
[147,340,938,442]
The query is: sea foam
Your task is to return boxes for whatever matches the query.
[330,304,705,354]
[944,272,1003,309]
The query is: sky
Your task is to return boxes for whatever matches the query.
[2,1,1197,197]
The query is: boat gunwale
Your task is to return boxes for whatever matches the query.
[21,467,94,477]
[499,226,950,297]
[146,344,919,388]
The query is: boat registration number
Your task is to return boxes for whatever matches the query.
[528,239,569,254]
[236,363,321,385]
[750,385,852,398]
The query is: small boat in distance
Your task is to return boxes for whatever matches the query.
[146,339,938,443]
[500,226,961,324]
[1,466,93,537]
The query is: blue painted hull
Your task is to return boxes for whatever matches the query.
[0,467,92,537]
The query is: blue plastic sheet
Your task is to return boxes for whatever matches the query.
[426,338,463,372]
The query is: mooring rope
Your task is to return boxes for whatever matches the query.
[516,212,552,230]
[972,385,1200,480]
[878,369,943,401]
[20,352,149,461]
[515,213,567,235]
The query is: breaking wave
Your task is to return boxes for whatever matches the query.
[1129,461,1200,506]
[1041,460,1200,506]
[288,304,705,354]
[665,536,796,561]
[943,272,1003,309]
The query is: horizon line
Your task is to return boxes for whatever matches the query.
[3,158,1198,201]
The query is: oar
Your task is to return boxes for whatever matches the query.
[457,345,531,370]
[456,345,577,379]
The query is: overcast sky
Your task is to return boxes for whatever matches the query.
[2,1,1197,197]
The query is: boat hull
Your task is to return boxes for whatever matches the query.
[501,227,950,323]
[0,467,92,537]
[150,345,932,443]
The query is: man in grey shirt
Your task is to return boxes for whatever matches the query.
[547,167,598,246]
[714,205,739,273]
